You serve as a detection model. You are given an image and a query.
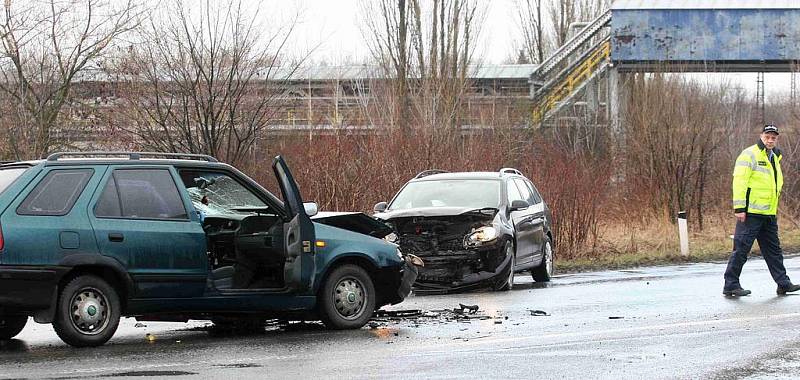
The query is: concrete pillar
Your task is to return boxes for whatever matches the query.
[607,67,630,138]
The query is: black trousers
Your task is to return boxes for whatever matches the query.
[724,214,792,290]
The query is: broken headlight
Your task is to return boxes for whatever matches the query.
[384,232,398,244]
[464,226,498,246]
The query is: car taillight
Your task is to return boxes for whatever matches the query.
[0,224,4,251]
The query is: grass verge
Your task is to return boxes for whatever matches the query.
[555,217,800,274]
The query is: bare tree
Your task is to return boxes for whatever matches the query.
[547,0,606,50]
[360,0,483,167]
[515,0,546,64]
[117,0,304,167]
[0,0,140,160]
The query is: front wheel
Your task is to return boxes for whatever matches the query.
[532,237,554,282]
[0,315,27,340]
[318,265,376,329]
[494,241,515,291]
[53,275,121,347]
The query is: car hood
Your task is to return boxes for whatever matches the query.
[311,211,394,239]
[374,207,498,220]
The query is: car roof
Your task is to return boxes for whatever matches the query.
[410,171,517,181]
[0,159,233,170]
[0,152,235,170]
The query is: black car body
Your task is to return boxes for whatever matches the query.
[373,169,554,291]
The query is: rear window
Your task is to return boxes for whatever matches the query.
[0,167,29,195]
[95,169,188,220]
[17,169,93,216]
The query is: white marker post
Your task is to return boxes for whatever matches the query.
[677,211,689,256]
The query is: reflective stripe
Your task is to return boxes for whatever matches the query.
[752,166,771,175]
[733,200,747,207]
[745,150,757,164]
[735,160,753,169]
[748,203,771,211]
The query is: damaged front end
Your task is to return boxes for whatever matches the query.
[382,208,510,291]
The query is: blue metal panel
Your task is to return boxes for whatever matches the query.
[612,9,800,62]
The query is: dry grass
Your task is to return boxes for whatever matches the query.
[556,213,800,273]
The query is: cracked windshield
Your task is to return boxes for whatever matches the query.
[183,172,266,216]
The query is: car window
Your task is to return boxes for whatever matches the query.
[95,169,188,220]
[0,167,29,195]
[526,180,543,204]
[513,179,534,205]
[389,180,501,210]
[178,170,268,217]
[506,179,524,203]
[17,169,93,216]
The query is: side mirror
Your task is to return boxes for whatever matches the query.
[373,201,388,213]
[303,202,319,217]
[510,199,530,211]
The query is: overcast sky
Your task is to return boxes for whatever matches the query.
[273,0,791,100]
[279,0,517,65]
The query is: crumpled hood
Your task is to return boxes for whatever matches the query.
[374,207,498,220]
[311,211,394,239]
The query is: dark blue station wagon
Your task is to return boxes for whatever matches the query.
[0,152,417,347]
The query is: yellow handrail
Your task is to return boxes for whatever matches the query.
[532,40,611,124]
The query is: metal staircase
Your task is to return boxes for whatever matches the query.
[530,10,612,125]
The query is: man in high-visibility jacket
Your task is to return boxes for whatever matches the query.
[724,124,800,296]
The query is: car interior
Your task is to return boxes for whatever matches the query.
[179,170,287,290]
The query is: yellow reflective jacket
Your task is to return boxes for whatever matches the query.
[732,141,783,216]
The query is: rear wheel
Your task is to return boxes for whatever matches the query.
[532,237,554,282]
[0,315,27,340]
[53,275,121,347]
[318,265,376,329]
[494,241,515,291]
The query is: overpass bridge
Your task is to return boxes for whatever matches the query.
[530,0,800,128]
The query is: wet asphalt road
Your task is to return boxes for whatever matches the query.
[4,256,800,379]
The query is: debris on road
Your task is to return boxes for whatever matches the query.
[457,304,480,314]
[608,316,624,320]
[528,309,550,316]
[145,333,156,343]
[373,305,495,326]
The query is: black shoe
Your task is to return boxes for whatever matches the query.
[723,288,752,296]
[777,284,800,295]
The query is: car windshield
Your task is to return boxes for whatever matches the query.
[389,179,501,210]
[181,171,268,217]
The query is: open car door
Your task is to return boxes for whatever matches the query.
[272,156,316,293]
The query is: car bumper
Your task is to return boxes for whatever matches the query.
[397,256,420,300]
[414,244,512,292]
[377,256,419,306]
[0,266,67,313]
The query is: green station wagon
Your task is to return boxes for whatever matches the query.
[0,152,418,347]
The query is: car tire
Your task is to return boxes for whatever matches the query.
[0,315,27,340]
[53,275,121,347]
[532,237,554,282]
[318,264,376,330]
[494,241,515,291]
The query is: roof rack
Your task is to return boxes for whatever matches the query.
[414,169,449,179]
[499,168,523,176]
[46,152,219,163]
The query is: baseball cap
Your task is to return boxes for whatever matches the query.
[763,124,779,135]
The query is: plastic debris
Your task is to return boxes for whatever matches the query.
[456,304,480,314]
[528,309,550,316]
[145,333,156,342]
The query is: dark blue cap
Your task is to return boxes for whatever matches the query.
[763,124,779,135]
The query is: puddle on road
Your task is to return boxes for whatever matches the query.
[109,371,197,377]
[212,363,262,368]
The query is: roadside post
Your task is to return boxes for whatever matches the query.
[677,211,689,256]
